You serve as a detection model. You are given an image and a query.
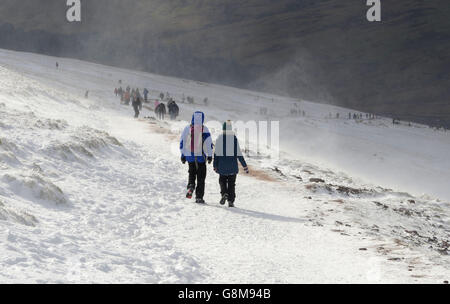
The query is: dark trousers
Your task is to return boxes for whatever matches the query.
[188,162,207,199]
[219,175,237,203]
[133,105,140,118]
[157,112,165,120]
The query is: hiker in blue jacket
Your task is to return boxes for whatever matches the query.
[180,111,213,204]
[213,121,249,207]
[143,88,149,102]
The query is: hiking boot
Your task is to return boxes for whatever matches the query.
[228,201,235,208]
[219,194,228,205]
[186,188,194,199]
[196,198,206,204]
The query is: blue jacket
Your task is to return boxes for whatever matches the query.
[180,112,213,163]
[213,131,247,175]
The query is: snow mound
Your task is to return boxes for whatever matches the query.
[0,199,38,226]
[33,118,68,130]
[0,138,22,167]
[0,106,67,132]
[2,173,68,206]
[43,126,123,162]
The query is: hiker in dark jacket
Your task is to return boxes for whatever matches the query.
[155,103,166,120]
[132,96,142,118]
[118,87,123,101]
[213,121,249,207]
[168,101,179,120]
[180,111,213,204]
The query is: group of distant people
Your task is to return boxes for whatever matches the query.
[114,84,180,120]
[153,97,179,120]
[114,86,143,118]
[346,112,377,120]
[290,108,306,117]
[287,103,305,117]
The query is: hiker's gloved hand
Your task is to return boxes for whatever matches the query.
[181,156,186,164]
[207,157,212,164]
[244,167,249,174]
[214,167,218,173]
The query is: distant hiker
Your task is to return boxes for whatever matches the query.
[143,88,149,102]
[56,62,59,69]
[168,101,179,120]
[203,97,209,106]
[114,88,118,96]
[160,92,165,100]
[132,95,143,118]
[213,121,249,208]
[180,111,213,204]
[85,90,89,99]
[155,102,166,120]
[349,112,352,119]
[124,91,131,105]
[135,88,141,100]
[118,87,124,102]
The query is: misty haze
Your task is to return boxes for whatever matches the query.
[0,0,449,286]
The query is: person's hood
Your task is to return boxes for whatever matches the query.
[223,120,232,131]
[191,111,205,125]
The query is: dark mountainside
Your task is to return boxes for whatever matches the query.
[0,0,449,126]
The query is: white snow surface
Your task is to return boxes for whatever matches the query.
[0,49,449,283]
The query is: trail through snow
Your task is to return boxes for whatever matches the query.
[0,49,449,283]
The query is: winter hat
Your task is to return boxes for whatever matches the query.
[223,120,232,131]
[191,111,205,125]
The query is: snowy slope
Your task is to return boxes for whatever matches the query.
[0,49,449,283]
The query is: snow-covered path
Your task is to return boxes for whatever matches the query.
[0,49,449,283]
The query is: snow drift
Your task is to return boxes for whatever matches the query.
[0,49,449,283]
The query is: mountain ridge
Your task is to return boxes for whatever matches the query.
[0,0,449,126]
